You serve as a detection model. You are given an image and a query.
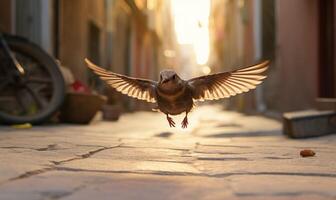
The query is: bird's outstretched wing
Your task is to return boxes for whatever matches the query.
[85,58,157,103]
[187,61,269,101]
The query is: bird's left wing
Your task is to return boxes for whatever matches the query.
[187,61,269,101]
[85,58,157,103]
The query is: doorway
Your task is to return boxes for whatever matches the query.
[319,0,336,98]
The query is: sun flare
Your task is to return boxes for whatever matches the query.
[171,0,210,65]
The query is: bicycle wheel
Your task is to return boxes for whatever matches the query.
[0,34,65,124]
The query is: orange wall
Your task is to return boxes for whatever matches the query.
[59,0,106,84]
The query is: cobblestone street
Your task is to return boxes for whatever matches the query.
[0,105,335,200]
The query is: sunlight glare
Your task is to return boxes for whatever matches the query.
[171,0,210,65]
[202,65,211,75]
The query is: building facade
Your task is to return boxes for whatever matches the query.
[0,0,178,111]
[209,0,335,113]
[209,0,266,112]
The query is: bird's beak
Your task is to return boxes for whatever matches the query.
[161,78,169,84]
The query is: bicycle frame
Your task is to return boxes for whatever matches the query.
[0,32,25,75]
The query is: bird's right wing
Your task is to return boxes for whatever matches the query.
[85,58,157,103]
[187,61,269,101]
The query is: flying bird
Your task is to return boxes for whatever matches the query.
[85,59,269,128]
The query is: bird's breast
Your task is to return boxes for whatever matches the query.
[157,85,186,101]
[156,87,193,115]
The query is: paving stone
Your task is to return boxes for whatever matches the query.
[0,171,232,200]
[0,105,335,200]
[230,175,336,198]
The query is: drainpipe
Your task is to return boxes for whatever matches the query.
[253,0,266,112]
[11,0,16,34]
[53,0,60,59]
[41,0,53,55]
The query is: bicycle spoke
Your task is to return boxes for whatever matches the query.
[25,85,48,109]
[27,76,52,84]
[15,91,29,114]
[35,84,52,95]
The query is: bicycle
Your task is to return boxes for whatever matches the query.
[0,32,65,124]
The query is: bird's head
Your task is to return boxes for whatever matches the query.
[159,70,181,85]
[158,70,184,91]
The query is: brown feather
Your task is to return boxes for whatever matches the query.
[85,58,157,103]
[187,60,269,101]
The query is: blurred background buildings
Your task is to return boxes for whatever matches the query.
[0,0,335,114]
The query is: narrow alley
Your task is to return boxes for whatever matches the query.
[0,0,336,199]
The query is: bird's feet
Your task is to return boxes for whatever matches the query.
[166,115,175,127]
[181,115,188,129]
